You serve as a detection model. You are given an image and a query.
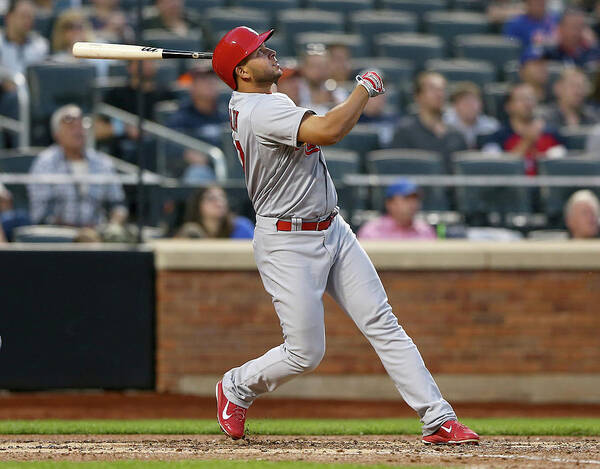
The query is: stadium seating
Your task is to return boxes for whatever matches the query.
[0,152,37,211]
[350,10,417,55]
[351,57,415,90]
[204,7,271,45]
[426,58,496,89]
[375,33,444,71]
[330,124,380,171]
[381,0,446,27]
[537,156,600,222]
[294,32,368,57]
[26,63,96,146]
[324,149,361,211]
[279,9,345,52]
[558,126,594,151]
[455,34,522,80]
[424,11,489,56]
[233,0,300,24]
[367,148,449,211]
[453,152,532,226]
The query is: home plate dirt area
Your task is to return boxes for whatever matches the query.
[1,435,599,468]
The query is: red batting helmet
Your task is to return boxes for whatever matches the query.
[212,26,274,90]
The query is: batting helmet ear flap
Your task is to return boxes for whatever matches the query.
[212,26,275,90]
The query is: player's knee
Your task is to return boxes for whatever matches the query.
[288,342,325,373]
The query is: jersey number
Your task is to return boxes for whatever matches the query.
[234,140,245,171]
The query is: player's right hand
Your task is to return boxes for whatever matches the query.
[355,71,385,98]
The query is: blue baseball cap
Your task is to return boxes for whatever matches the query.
[385,179,420,199]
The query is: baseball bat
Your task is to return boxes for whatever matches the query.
[72,42,213,60]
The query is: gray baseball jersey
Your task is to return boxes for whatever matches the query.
[222,89,456,436]
[228,91,337,219]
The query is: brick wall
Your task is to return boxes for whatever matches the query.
[156,269,600,393]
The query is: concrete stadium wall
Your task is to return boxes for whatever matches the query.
[154,240,600,404]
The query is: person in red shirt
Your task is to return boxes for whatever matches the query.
[482,83,565,175]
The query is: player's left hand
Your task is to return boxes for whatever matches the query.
[355,71,385,98]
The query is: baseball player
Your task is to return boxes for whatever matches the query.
[211,26,479,445]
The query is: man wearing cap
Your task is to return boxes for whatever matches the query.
[358,179,436,241]
[210,26,479,446]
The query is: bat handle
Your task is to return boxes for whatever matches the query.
[162,49,213,59]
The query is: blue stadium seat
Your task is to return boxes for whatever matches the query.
[381,0,446,27]
[279,9,345,52]
[0,152,36,210]
[307,0,374,13]
[455,34,521,80]
[375,33,444,71]
[424,11,489,56]
[537,156,600,222]
[350,10,417,55]
[351,57,415,90]
[425,58,495,89]
[453,152,532,226]
[324,149,361,212]
[482,81,510,121]
[233,0,299,24]
[367,148,449,211]
[559,126,593,151]
[26,63,96,146]
[294,32,368,57]
[204,7,271,46]
[330,124,380,171]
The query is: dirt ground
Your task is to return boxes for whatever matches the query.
[0,393,599,467]
[0,435,598,468]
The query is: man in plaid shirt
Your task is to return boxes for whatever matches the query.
[28,104,128,227]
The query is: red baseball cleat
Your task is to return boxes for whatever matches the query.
[216,380,247,440]
[422,420,480,445]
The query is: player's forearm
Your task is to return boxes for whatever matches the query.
[322,86,370,142]
[298,87,369,146]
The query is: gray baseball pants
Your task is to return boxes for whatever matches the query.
[222,213,456,435]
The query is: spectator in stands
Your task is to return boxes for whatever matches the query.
[0,182,30,241]
[87,0,134,43]
[503,0,558,49]
[357,69,401,147]
[565,189,600,238]
[297,43,347,116]
[0,0,49,124]
[538,8,600,67]
[96,59,175,151]
[141,0,201,37]
[357,179,436,241]
[392,72,467,172]
[28,104,128,230]
[176,185,254,239]
[444,82,500,149]
[166,63,226,182]
[50,9,112,77]
[0,0,49,77]
[487,0,525,26]
[327,43,353,84]
[519,48,550,103]
[544,67,599,128]
[482,83,565,175]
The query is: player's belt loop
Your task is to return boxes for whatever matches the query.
[291,217,302,231]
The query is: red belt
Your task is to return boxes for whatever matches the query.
[276,212,337,231]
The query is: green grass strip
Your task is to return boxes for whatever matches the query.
[0,463,448,469]
[0,418,598,436]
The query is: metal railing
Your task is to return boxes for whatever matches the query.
[343,174,600,187]
[95,103,228,181]
[0,66,30,148]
